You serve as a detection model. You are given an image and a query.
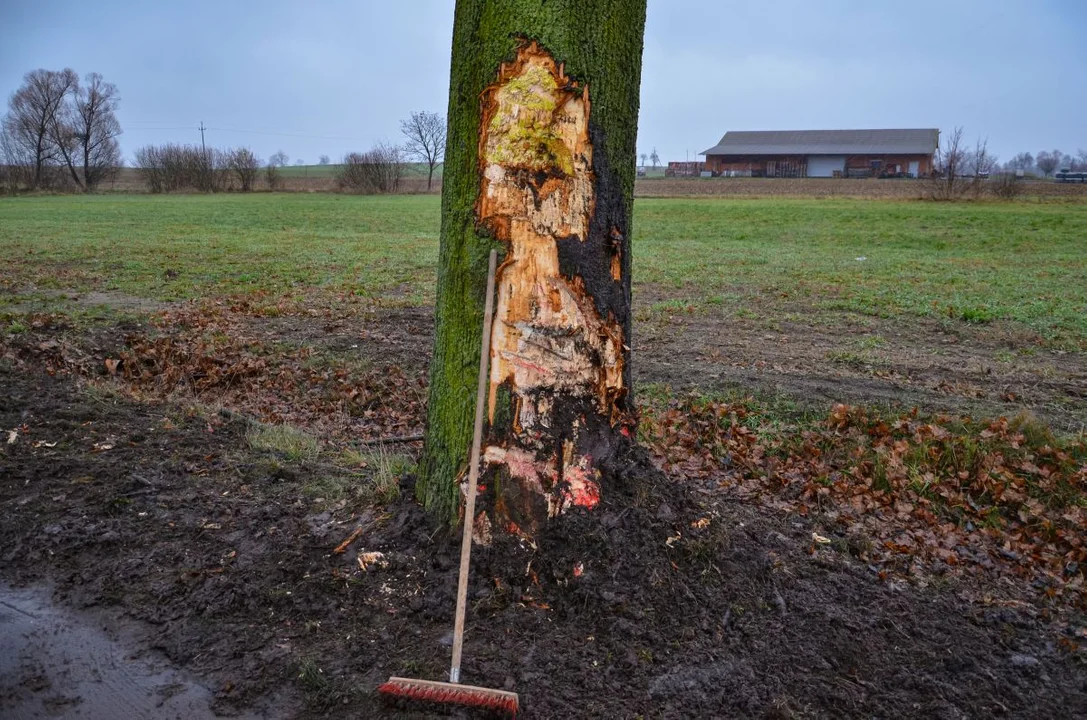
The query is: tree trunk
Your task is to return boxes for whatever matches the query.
[418,0,646,535]
[427,162,435,192]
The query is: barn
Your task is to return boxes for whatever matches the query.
[701,128,939,178]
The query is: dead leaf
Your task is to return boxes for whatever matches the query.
[357,551,388,571]
[6,429,17,445]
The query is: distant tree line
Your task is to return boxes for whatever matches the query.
[132,111,447,195]
[1000,149,1087,176]
[928,127,1087,200]
[1,68,122,192]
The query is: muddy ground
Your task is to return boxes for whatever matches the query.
[251,299,1087,432]
[2,300,1086,718]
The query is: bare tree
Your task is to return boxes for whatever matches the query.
[46,83,85,190]
[226,147,260,191]
[265,150,288,190]
[929,126,989,200]
[3,68,79,189]
[1,120,35,192]
[650,147,660,168]
[639,152,648,168]
[133,144,165,193]
[71,73,122,190]
[294,158,305,166]
[400,110,445,191]
[336,143,403,194]
[1007,152,1034,172]
[133,143,227,192]
[964,138,996,185]
[989,170,1023,200]
[1075,149,1087,172]
[1035,150,1060,177]
[318,154,330,166]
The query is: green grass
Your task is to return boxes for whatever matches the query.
[247,423,321,462]
[1,194,1085,346]
[634,198,1087,347]
[0,193,440,305]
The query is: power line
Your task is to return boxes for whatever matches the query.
[205,126,364,141]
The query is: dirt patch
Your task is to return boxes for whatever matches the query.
[245,307,435,371]
[634,299,1087,432]
[238,299,1086,432]
[2,346,1086,718]
[1,288,174,315]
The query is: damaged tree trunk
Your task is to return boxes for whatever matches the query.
[418,0,647,533]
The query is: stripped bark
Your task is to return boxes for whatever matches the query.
[419,0,647,533]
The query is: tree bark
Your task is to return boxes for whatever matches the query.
[418,0,646,534]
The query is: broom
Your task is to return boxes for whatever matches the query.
[379,249,519,715]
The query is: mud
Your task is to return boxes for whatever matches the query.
[2,358,1085,718]
[0,583,281,719]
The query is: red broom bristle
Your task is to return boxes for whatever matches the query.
[378,679,518,715]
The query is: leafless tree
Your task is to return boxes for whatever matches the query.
[650,147,660,168]
[1035,150,1060,177]
[965,138,996,190]
[225,147,260,191]
[294,158,305,166]
[71,73,122,190]
[133,143,226,192]
[337,143,403,194]
[929,126,991,200]
[3,68,80,189]
[1074,149,1087,172]
[265,150,288,190]
[989,170,1023,199]
[1,122,35,192]
[400,110,445,191]
[639,152,648,169]
[318,154,330,166]
[1007,152,1034,172]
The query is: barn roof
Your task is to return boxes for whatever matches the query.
[701,129,939,156]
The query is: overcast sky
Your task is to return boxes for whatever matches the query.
[2,0,1084,166]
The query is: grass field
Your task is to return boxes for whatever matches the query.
[2,193,1085,347]
[3,192,1087,719]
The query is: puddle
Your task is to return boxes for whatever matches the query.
[0,583,270,719]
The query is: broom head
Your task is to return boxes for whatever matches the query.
[379,676,519,715]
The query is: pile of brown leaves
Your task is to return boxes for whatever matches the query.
[641,396,1087,610]
[104,300,427,443]
[7,300,1084,618]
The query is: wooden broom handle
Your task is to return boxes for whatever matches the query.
[450,248,497,684]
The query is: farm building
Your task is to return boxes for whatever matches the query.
[701,128,939,178]
[665,160,705,177]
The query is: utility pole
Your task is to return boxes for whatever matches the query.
[198,122,209,190]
